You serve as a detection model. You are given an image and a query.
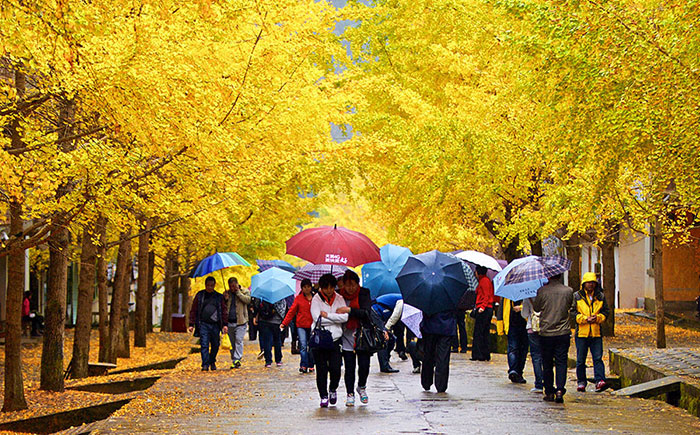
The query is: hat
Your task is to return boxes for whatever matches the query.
[581,272,597,284]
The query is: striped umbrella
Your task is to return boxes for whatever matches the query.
[293,263,348,284]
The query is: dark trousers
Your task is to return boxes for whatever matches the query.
[407,339,423,369]
[199,322,220,368]
[421,334,452,393]
[248,312,258,340]
[258,322,282,365]
[343,350,371,393]
[575,336,605,384]
[313,341,342,398]
[392,323,406,353]
[507,322,529,376]
[541,334,571,395]
[377,333,396,370]
[528,332,544,390]
[471,307,492,361]
[452,310,468,351]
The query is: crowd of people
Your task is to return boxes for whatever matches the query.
[188,267,611,407]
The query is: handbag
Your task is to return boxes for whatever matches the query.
[309,317,335,350]
[355,323,386,353]
[469,308,478,319]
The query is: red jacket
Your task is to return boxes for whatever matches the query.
[475,276,495,310]
[282,293,314,329]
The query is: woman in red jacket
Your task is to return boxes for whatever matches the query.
[471,266,494,361]
[282,279,315,373]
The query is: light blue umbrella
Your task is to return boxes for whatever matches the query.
[493,256,547,301]
[362,244,413,299]
[189,252,251,278]
[251,267,296,304]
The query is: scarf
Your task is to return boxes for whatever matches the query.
[339,287,360,330]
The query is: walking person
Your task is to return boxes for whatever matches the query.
[310,273,348,408]
[471,266,494,361]
[255,296,287,368]
[372,293,403,373]
[420,309,456,393]
[281,278,315,373]
[521,297,544,393]
[504,298,529,384]
[336,270,387,406]
[533,274,574,403]
[188,276,228,371]
[223,277,251,369]
[573,272,611,393]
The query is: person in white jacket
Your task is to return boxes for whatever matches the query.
[310,273,348,408]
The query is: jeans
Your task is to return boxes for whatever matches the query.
[377,333,396,371]
[528,332,543,389]
[421,334,452,393]
[227,323,247,362]
[452,310,468,351]
[575,336,606,384]
[312,341,342,398]
[471,307,492,361]
[541,334,571,395]
[258,322,282,365]
[507,321,529,376]
[297,327,315,369]
[199,322,220,368]
[343,350,371,393]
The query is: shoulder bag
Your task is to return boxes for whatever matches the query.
[309,317,335,350]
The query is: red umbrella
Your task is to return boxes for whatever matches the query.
[285,225,381,267]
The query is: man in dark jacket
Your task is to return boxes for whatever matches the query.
[533,274,573,403]
[420,310,457,393]
[189,276,228,371]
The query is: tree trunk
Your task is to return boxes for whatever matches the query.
[71,222,98,378]
[2,69,28,412]
[654,217,666,348]
[171,257,180,315]
[181,275,192,326]
[40,97,76,392]
[107,231,130,364]
[135,218,150,347]
[146,251,155,333]
[566,233,581,292]
[117,257,132,358]
[502,237,521,263]
[530,238,543,256]
[601,238,617,337]
[96,217,109,362]
[161,251,176,332]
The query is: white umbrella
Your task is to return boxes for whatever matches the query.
[401,303,423,339]
[455,250,503,272]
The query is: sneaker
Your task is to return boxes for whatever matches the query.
[508,372,519,383]
[230,362,236,369]
[320,397,329,408]
[577,383,586,392]
[543,393,555,402]
[530,387,543,393]
[276,362,283,367]
[233,360,241,369]
[412,366,421,374]
[210,363,217,371]
[554,391,565,403]
[201,365,209,371]
[329,391,337,405]
[257,351,264,360]
[356,386,368,404]
[346,394,355,407]
[264,363,272,368]
[299,367,307,373]
[516,375,527,384]
[308,367,315,373]
[595,380,609,392]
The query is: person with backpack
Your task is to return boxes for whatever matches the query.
[573,272,611,393]
[281,278,316,373]
[255,295,287,368]
[310,273,348,408]
[188,277,228,371]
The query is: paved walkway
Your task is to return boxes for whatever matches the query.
[96,341,700,434]
[613,348,700,379]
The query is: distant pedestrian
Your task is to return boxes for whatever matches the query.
[471,266,494,362]
[281,278,316,373]
[420,309,456,393]
[504,298,529,384]
[310,273,348,408]
[573,272,610,393]
[254,296,287,368]
[188,277,228,371]
[223,277,251,369]
[533,274,574,403]
[521,298,544,393]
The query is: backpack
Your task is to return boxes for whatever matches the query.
[258,300,275,320]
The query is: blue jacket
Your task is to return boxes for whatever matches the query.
[372,293,403,321]
[420,310,457,336]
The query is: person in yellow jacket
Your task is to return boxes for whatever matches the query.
[572,272,611,393]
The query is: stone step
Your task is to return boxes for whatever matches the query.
[612,375,682,399]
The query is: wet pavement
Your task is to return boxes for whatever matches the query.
[96,340,700,434]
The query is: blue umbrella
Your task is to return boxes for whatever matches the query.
[256,259,297,273]
[189,252,251,278]
[493,256,547,301]
[362,244,413,298]
[251,268,296,304]
[395,250,470,316]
